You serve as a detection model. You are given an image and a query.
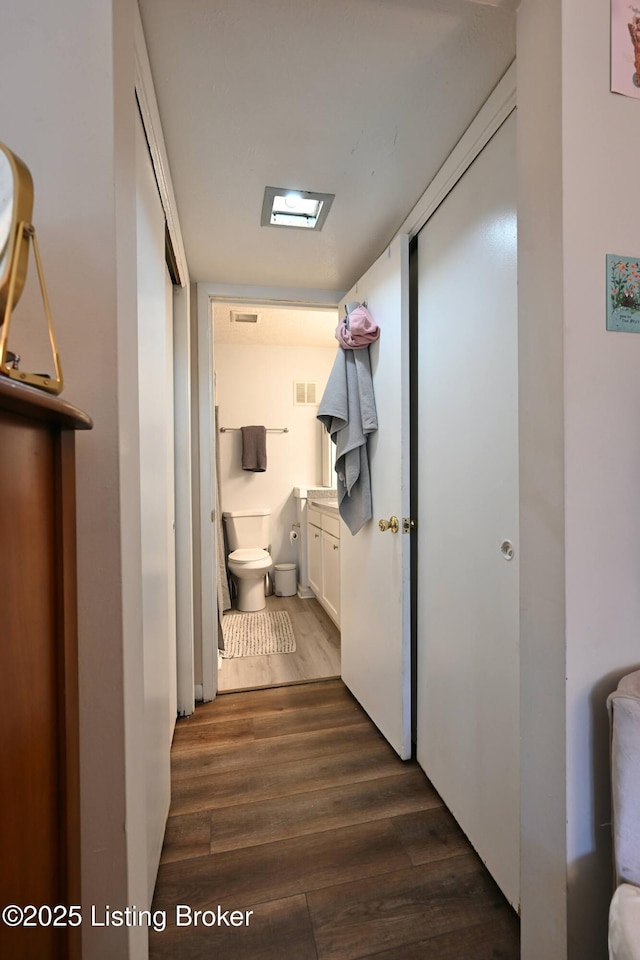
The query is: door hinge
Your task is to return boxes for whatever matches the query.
[402,518,417,534]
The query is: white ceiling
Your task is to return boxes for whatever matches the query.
[138,0,515,294]
[213,302,338,348]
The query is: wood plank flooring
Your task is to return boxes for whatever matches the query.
[218,594,341,692]
[150,679,519,960]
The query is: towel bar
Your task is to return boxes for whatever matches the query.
[219,427,289,433]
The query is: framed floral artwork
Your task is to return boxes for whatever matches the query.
[607,255,640,332]
[612,0,640,99]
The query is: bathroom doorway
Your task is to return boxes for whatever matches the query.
[211,299,342,693]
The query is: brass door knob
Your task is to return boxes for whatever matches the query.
[378,516,399,534]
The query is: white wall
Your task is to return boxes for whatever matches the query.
[518,0,640,956]
[562,0,640,952]
[517,0,567,956]
[0,2,148,958]
[215,343,337,564]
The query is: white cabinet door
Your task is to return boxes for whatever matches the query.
[321,530,340,625]
[308,523,322,598]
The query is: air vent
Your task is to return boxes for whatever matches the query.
[294,381,317,406]
[230,310,260,324]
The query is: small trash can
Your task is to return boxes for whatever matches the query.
[274,562,297,597]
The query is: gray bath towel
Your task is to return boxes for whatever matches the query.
[241,425,267,472]
[317,347,377,534]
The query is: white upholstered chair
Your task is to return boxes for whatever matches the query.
[608,670,640,960]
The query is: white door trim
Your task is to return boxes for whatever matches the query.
[195,281,344,699]
[173,284,196,716]
[134,3,189,288]
[396,61,516,241]
[196,284,217,702]
[199,282,345,307]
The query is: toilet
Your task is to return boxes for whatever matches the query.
[222,508,273,612]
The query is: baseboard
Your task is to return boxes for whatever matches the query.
[297,587,315,599]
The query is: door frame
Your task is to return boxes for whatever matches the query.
[195,283,344,699]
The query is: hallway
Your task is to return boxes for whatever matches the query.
[149,679,519,959]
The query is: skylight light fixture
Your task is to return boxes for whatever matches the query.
[261,186,334,231]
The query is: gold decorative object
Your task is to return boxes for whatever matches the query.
[0,142,63,395]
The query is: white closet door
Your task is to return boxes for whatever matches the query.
[136,110,177,901]
[416,112,519,907]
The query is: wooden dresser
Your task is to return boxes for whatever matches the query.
[0,379,91,960]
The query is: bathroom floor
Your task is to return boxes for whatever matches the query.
[218,594,340,693]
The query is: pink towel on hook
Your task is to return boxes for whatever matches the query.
[335,305,380,350]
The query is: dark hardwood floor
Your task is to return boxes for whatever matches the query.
[150,679,520,960]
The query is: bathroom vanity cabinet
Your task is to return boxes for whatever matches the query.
[0,379,91,960]
[307,501,341,627]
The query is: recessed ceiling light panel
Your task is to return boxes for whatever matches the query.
[261,186,334,231]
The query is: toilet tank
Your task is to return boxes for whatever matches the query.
[222,509,271,550]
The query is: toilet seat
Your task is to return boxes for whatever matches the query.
[228,547,270,564]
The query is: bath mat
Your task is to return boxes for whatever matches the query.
[221,610,296,658]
